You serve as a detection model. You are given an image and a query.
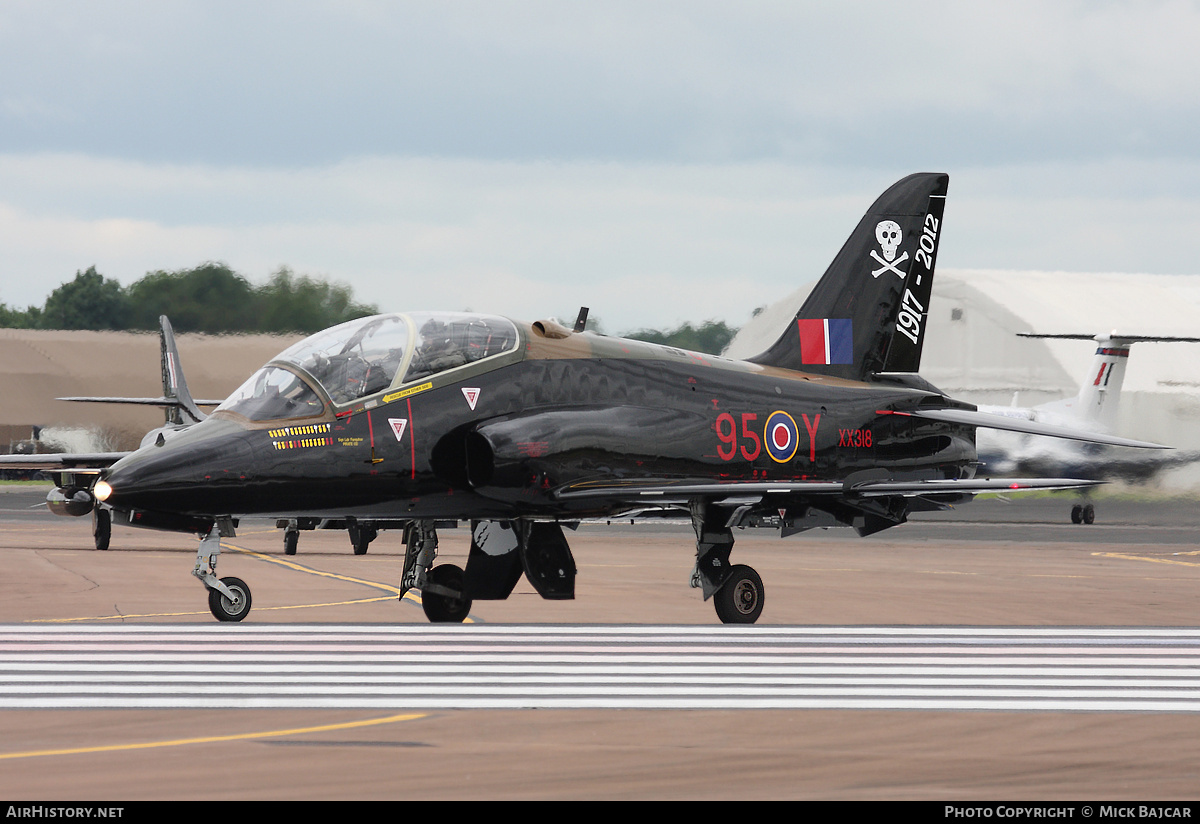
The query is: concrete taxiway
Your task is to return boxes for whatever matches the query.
[2,486,1200,799]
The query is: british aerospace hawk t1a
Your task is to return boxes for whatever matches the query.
[29,173,1169,624]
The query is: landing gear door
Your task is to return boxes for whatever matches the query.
[462,520,524,600]
[520,522,576,600]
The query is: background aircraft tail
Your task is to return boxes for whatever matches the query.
[1018,333,1200,432]
[158,315,206,425]
[749,172,948,381]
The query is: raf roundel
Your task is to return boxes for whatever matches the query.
[764,411,799,463]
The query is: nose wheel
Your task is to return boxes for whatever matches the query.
[92,507,111,551]
[208,576,252,622]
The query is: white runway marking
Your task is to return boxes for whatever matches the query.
[3,625,1200,711]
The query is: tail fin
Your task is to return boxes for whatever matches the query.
[1019,332,1200,432]
[158,315,205,426]
[750,172,948,381]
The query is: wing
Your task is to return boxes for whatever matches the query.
[554,475,1099,504]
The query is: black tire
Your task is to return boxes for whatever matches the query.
[284,530,298,555]
[714,564,764,624]
[208,576,252,622]
[1083,504,1095,525]
[1071,504,1083,524]
[421,564,472,623]
[93,508,111,551]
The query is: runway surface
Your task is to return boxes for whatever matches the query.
[3,487,1200,798]
[7,625,1200,712]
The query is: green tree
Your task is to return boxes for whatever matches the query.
[125,262,258,332]
[254,267,378,333]
[0,302,41,328]
[24,262,380,333]
[40,267,128,330]
[625,319,738,355]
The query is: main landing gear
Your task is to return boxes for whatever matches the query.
[194,521,252,622]
[1070,503,1095,525]
[278,518,379,555]
[690,503,765,624]
[712,565,765,624]
[397,519,578,624]
[401,521,472,623]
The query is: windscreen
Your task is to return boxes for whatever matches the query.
[220,312,520,418]
[215,366,326,421]
[274,314,411,405]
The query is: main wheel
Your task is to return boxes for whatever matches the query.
[208,576,252,622]
[284,530,298,556]
[1082,503,1095,524]
[93,508,111,551]
[714,564,764,624]
[421,564,472,623]
[1071,504,1083,524]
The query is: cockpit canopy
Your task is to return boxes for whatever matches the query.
[216,312,519,421]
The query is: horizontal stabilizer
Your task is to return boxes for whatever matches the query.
[901,407,1169,449]
[1019,333,1200,343]
[0,452,131,471]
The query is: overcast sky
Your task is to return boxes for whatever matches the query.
[4,1,1200,332]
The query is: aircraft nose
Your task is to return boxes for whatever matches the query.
[101,419,256,514]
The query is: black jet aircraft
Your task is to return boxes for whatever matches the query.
[18,173,1168,624]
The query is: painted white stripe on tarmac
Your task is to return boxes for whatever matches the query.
[4,625,1200,711]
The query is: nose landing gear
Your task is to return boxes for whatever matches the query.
[193,521,252,622]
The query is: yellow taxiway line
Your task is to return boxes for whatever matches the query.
[29,540,467,622]
[0,713,428,760]
[1095,550,1200,569]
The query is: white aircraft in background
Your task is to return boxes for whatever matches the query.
[976,332,1200,523]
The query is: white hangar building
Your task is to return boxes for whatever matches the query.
[724,269,1200,483]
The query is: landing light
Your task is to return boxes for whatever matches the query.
[94,480,112,502]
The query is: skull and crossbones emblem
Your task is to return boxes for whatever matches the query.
[870,220,909,279]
